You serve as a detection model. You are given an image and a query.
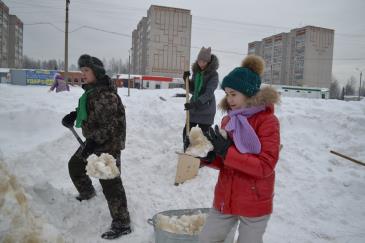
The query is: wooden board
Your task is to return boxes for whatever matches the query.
[174,152,201,185]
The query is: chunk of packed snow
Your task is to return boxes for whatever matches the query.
[156,212,207,235]
[185,126,227,157]
[86,153,120,179]
[185,126,213,157]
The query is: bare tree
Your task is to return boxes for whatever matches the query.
[21,56,76,71]
[103,57,129,75]
[340,87,345,100]
[345,76,356,95]
[48,59,58,70]
[22,55,41,69]
[57,59,65,70]
[329,76,340,99]
[21,56,128,75]
[40,60,57,70]
[69,64,78,71]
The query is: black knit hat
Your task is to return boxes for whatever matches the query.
[78,54,106,79]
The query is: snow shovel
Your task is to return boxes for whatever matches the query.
[174,75,201,186]
[69,127,85,149]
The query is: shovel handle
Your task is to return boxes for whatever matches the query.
[330,150,365,167]
[69,127,85,148]
[185,75,190,134]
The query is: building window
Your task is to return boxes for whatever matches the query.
[169,83,184,89]
[156,84,161,89]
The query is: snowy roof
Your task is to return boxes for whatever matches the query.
[112,74,182,83]
[112,74,142,79]
[0,68,10,73]
[270,84,329,92]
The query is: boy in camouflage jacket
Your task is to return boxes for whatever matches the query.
[62,54,131,239]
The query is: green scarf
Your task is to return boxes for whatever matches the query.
[75,89,94,128]
[193,72,204,101]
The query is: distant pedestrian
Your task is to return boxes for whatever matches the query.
[49,73,70,92]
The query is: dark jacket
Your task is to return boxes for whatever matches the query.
[81,76,126,155]
[188,54,219,125]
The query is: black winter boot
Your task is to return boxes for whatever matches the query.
[75,190,96,201]
[101,225,132,239]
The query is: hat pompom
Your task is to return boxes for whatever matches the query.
[241,55,265,76]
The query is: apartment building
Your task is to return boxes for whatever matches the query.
[8,15,23,68]
[248,26,334,88]
[0,1,23,68]
[132,5,192,78]
[0,0,9,67]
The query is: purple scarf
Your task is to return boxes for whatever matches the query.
[225,106,266,154]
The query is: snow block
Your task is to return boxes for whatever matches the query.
[86,153,120,180]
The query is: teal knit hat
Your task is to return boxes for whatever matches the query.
[221,55,265,97]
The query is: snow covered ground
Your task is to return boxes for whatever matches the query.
[1,83,365,243]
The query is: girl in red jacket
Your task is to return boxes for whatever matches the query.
[199,55,280,243]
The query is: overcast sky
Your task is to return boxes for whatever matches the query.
[5,0,365,84]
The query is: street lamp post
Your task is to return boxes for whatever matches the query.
[64,0,70,83]
[360,71,363,100]
[356,68,364,100]
[128,49,131,97]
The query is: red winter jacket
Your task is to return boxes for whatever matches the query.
[206,105,280,217]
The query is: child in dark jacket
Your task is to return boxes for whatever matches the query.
[182,47,219,151]
[199,55,280,243]
[62,54,131,240]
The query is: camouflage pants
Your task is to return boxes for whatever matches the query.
[68,146,130,227]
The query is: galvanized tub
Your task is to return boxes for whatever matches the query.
[148,208,236,243]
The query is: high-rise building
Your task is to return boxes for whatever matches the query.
[132,5,192,78]
[9,15,23,68]
[249,33,290,85]
[132,17,148,75]
[0,0,9,68]
[0,1,23,68]
[248,41,262,56]
[248,26,334,88]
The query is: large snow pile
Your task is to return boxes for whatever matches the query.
[0,161,64,243]
[0,83,365,242]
